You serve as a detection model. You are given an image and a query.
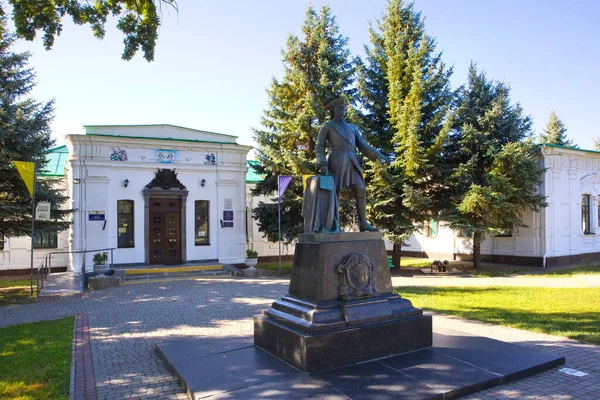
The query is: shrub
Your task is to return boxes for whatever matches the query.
[93,252,108,265]
[246,249,258,259]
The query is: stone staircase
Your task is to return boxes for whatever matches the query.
[117,263,233,284]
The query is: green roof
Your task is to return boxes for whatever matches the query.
[540,143,600,155]
[42,145,68,177]
[246,160,263,183]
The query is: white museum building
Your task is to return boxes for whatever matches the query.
[1,132,600,274]
[1,125,252,274]
[402,144,600,267]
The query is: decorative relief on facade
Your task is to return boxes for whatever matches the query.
[336,253,377,301]
[204,153,217,165]
[157,149,176,163]
[145,168,187,190]
[110,147,128,161]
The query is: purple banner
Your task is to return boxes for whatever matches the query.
[278,175,293,202]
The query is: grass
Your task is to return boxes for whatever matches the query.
[257,261,293,275]
[0,316,74,400]
[0,277,34,289]
[470,267,535,277]
[396,286,600,345]
[0,277,37,306]
[526,264,600,277]
[257,257,463,275]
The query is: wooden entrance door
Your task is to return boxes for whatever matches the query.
[149,198,182,265]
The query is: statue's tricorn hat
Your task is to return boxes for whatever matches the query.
[325,98,345,110]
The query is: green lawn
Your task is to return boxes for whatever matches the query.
[396,286,600,345]
[0,317,74,400]
[258,261,293,275]
[0,277,34,289]
[0,278,37,306]
[527,265,600,277]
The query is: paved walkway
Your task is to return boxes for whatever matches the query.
[0,276,598,399]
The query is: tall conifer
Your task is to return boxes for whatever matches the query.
[445,64,546,268]
[539,110,575,147]
[0,15,70,240]
[252,5,356,242]
[358,0,454,267]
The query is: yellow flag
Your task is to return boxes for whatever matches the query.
[302,175,312,191]
[13,161,35,197]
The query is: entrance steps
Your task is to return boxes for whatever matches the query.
[117,263,233,284]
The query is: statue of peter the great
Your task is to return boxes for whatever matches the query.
[315,98,389,232]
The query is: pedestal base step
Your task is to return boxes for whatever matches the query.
[254,313,432,373]
[156,326,565,400]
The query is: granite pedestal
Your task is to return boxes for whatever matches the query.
[254,232,432,372]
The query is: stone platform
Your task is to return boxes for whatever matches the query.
[155,325,565,400]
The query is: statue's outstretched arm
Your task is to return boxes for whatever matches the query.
[354,126,389,164]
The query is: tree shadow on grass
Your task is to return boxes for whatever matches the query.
[397,286,600,345]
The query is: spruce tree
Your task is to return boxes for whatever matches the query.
[445,64,546,268]
[539,110,575,147]
[358,0,454,267]
[0,15,70,241]
[252,5,356,242]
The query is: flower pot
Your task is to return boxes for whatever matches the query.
[93,263,110,275]
[245,258,258,269]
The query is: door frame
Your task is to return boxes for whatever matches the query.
[143,188,189,265]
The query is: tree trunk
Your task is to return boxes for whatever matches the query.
[472,231,482,269]
[392,242,402,269]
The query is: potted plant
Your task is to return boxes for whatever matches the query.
[245,249,258,269]
[93,252,110,274]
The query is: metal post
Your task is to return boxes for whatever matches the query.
[29,165,36,295]
[278,177,282,276]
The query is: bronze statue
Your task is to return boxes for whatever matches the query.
[315,98,389,232]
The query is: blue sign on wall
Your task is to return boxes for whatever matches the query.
[89,211,105,221]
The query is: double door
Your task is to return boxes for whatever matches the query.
[149,198,181,265]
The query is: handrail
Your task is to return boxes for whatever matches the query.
[36,248,115,296]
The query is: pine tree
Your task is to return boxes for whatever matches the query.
[0,15,70,241]
[539,110,575,147]
[445,64,546,268]
[252,5,356,243]
[358,0,454,267]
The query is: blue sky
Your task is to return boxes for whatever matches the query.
[11,0,600,153]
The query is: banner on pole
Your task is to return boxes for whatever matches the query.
[13,161,35,197]
[302,175,312,192]
[278,176,293,202]
[35,202,51,221]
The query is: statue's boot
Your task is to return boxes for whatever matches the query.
[355,188,378,232]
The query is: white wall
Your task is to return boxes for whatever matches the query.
[542,146,600,259]
[0,180,70,272]
[245,183,294,258]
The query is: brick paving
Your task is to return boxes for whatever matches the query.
[0,276,598,399]
[74,313,97,399]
